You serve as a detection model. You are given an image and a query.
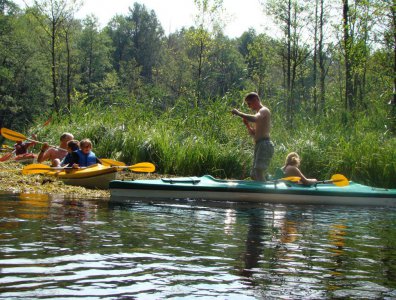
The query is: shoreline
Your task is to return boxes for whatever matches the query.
[0,162,162,198]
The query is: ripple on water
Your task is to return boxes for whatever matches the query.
[1,195,396,299]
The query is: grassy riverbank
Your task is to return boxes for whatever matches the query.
[0,162,109,197]
[0,162,161,197]
[6,95,396,189]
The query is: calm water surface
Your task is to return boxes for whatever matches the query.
[0,191,396,299]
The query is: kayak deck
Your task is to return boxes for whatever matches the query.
[109,175,396,206]
[48,164,118,189]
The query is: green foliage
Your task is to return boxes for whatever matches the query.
[30,93,396,188]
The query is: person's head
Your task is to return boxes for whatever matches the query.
[60,133,74,145]
[244,92,261,110]
[285,152,300,167]
[67,140,80,152]
[79,138,93,154]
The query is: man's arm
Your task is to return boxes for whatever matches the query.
[232,109,258,122]
[243,118,255,136]
[37,143,51,163]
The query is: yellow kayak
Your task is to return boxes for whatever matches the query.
[47,164,118,189]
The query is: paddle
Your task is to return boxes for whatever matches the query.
[22,162,156,175]
[0,152,13,162]
[1,128,32,142]
[280,176,301,182]
[317,174,349,187]
[22,164,57,175]
[116,162,156,173]
[1,128,64,150]
[100,158,126,166]
[99,159,154,172]
[277,174,349,186]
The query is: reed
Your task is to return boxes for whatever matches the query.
[29,96,396,188]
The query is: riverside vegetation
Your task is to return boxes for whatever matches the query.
[13,92,395,190]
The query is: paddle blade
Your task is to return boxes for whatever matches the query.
[1,128,27,142]
[281,176,301,182]
[128,162,156,173]
[0,152,13,162]
[331,174,349,187]
[22,164,52,175]
[100,158,126,167]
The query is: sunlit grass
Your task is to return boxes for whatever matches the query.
[28,95,396,188]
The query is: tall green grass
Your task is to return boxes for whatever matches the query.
[30,95,396,188]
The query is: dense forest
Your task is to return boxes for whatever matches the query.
[0,0,395,187]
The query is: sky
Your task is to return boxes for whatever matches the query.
[15,0,269,38]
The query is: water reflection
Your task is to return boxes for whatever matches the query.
[0,194,395,299]
[239,209,266,278]
[18,193,50,219]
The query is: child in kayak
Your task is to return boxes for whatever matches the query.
[281,152,317,185]
[73,138,100,168]
[61,140,80,167]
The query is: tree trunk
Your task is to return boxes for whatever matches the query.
[392,1,396,105]
[51,20,58,112]
[391,0,396,133]
[343,0,354,111]
[66,30,71,113]
[313,0,318,113]
[319,0,325,113]
[287,0,292,124]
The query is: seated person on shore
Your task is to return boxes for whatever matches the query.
[60,140,80,167]
[281,152,317,185]
[14,134,37,155]
[73,138,100,168]
[37,133,74,167]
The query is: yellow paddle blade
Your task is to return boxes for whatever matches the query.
[281,176,301,182]
[331,174,349,187]
[1,128,28,142]
[100,158,126,167]
[22,164,52,175]
[127,162,156,173]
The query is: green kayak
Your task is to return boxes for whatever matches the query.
[109,175,396,206]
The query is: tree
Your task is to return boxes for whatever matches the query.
[77,15,112,102]
[371,0,396,132]
[264,0,312,124]
[62,17,80,112]
[0,1,51,129]
[246,34,277,97]
[127,3,163,81]
[204,33,246,97]
[310,0,331,114]
[28,0,80,113]
[189,0,225,102]
[106,3,164,95]
[159,30,195,101]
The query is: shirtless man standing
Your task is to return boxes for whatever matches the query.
[232,92,274,181]
[37,132,74,167]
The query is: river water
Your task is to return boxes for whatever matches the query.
[0,192,395,299]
